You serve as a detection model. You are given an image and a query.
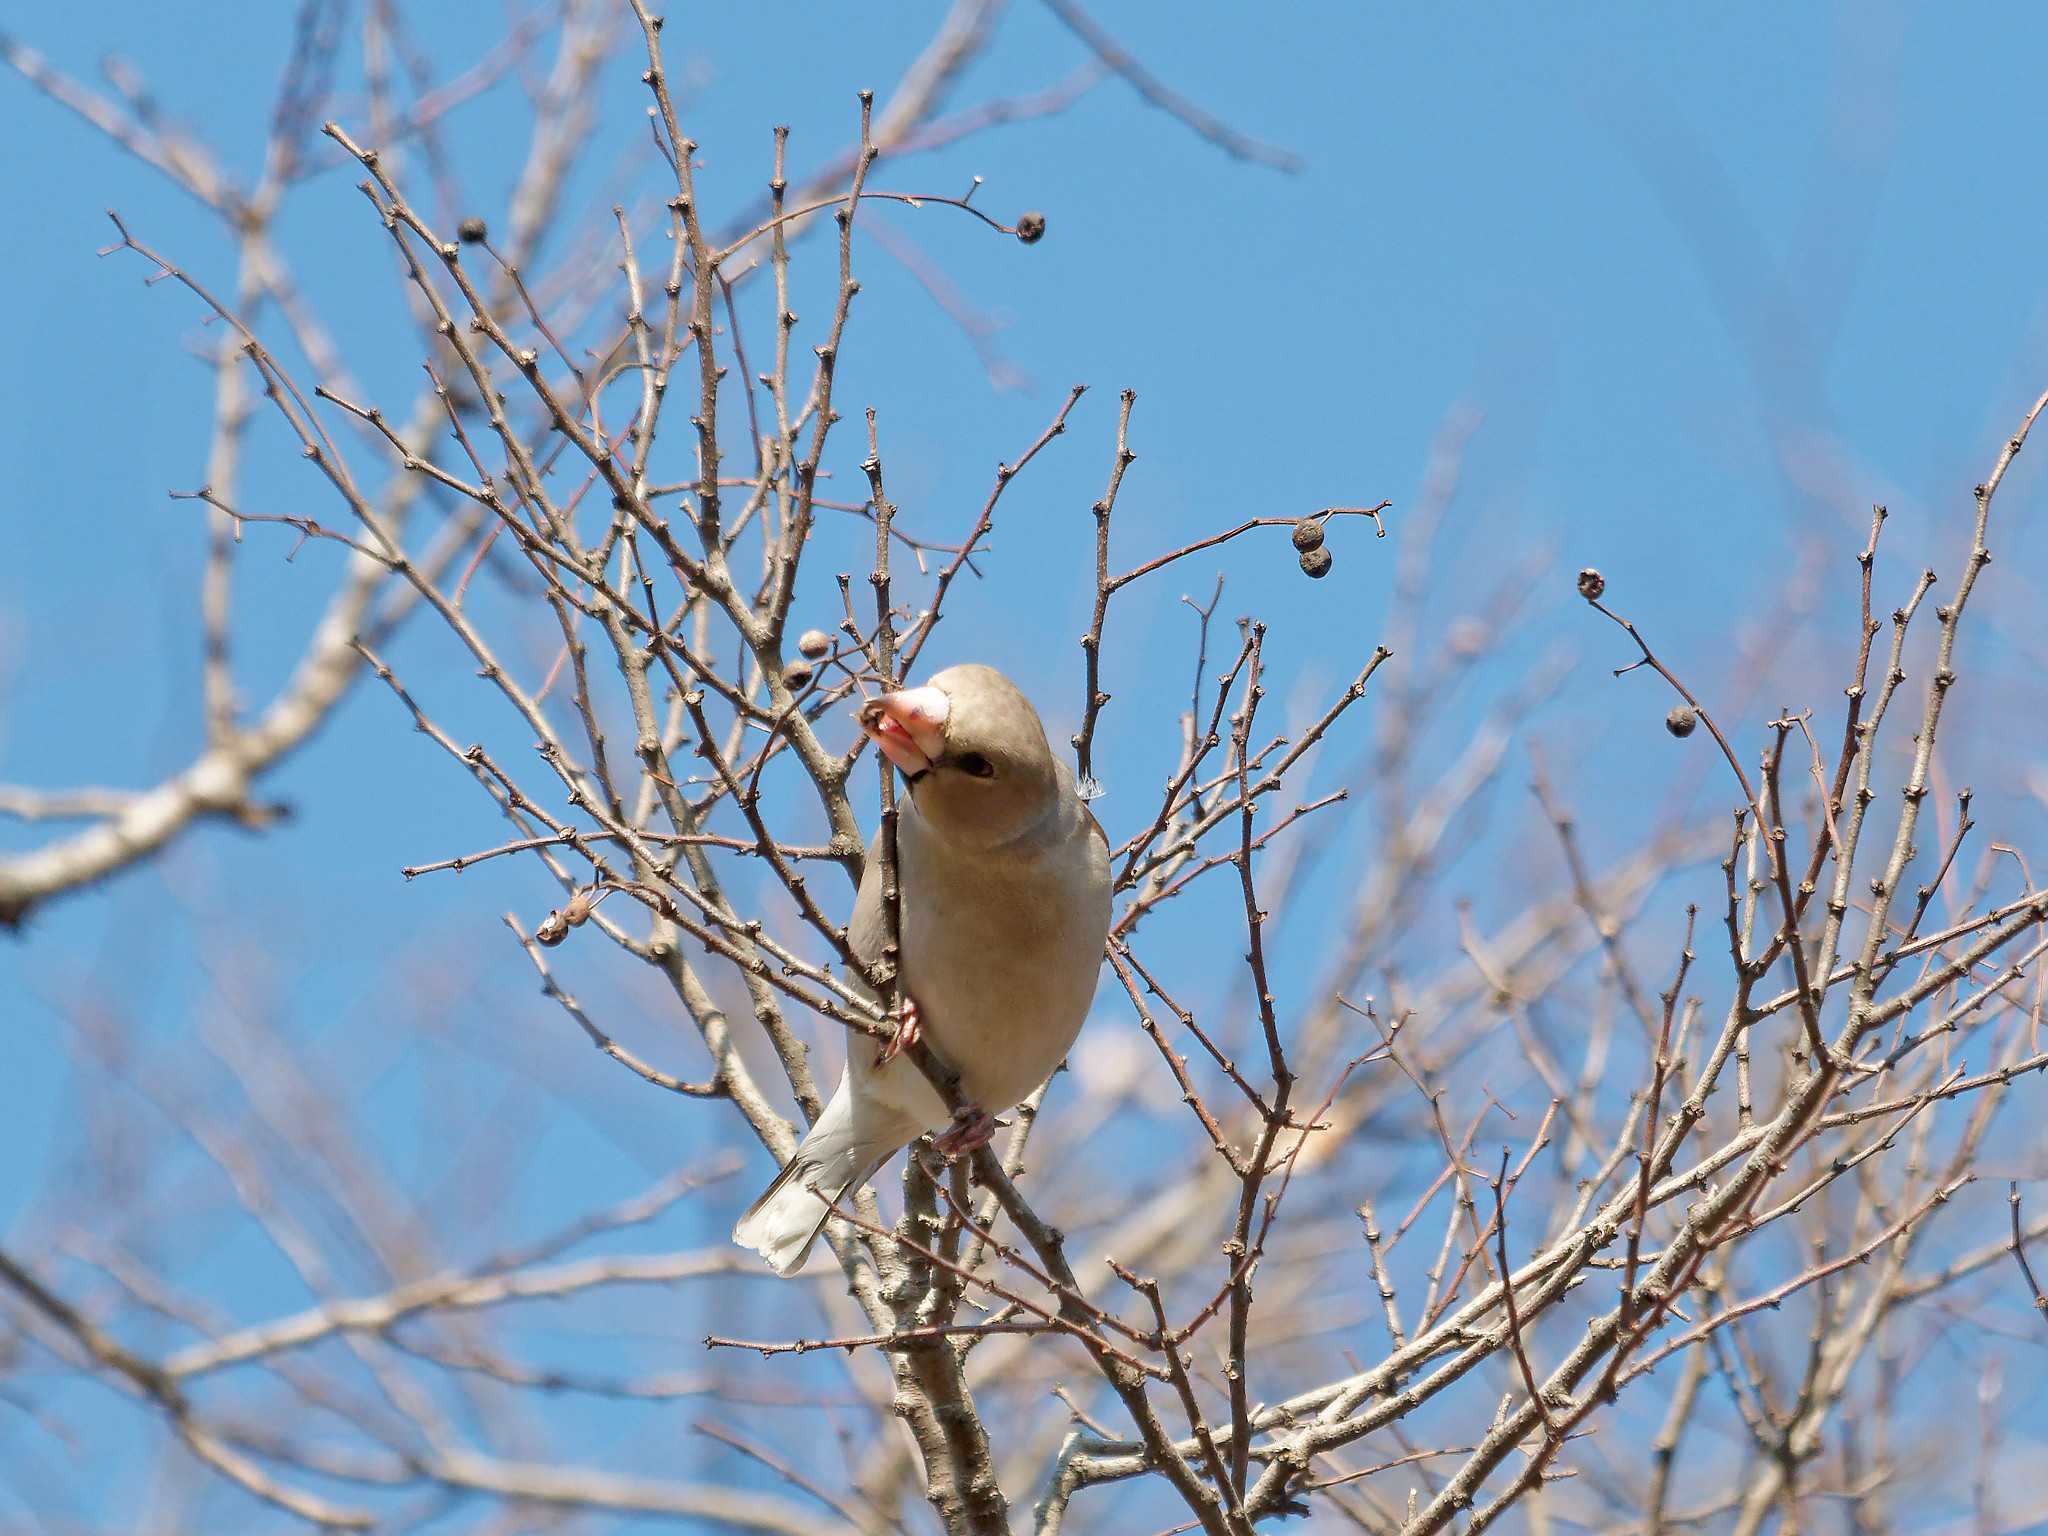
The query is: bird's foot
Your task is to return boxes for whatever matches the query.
[934,1105,1001,1158]
[875,994,923,1067]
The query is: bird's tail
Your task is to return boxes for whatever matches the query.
[732,1088,910,1275]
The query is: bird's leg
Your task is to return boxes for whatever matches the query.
[933,1105,1001,1158]
[876,993,924,1066]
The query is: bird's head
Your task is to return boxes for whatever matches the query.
[859,663,1061,850]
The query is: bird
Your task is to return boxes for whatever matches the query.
[732,663,1112,1275]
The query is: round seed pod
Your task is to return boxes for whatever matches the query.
[781,659,815,691]
[1014,211,1047,244]
[535,909,570,947]
[1666,706,1698,738]
[1299,547,1334,579]
[457,216,489,244]
[797,628,833,659]
[1577,567,1606,600]
[1291,518,1325,553]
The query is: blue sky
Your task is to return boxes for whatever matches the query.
[3,3,2047,1529]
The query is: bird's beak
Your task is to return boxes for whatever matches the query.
[859,686,950,778]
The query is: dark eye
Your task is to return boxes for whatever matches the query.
[953,751,997,779]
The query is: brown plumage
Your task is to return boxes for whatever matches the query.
[732,665,1111,1274]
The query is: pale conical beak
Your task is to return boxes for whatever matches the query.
[859,686,950,777]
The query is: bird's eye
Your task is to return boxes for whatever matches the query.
[953,751,997,779]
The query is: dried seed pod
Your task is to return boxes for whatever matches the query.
[539,886,608,946]
[1014,210,1046,244]
[1291,518,1325,553]
[797,628,833,659]
[1577,567,1606,600]
[456,216,489,244]
[1666,706,1698,738]
[1299,546,1334,579]
[782,659,815,691]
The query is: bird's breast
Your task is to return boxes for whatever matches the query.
[895,826,1110,1113]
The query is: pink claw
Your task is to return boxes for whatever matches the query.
[933,1105,1000,1158]
[876,994,923,1067]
